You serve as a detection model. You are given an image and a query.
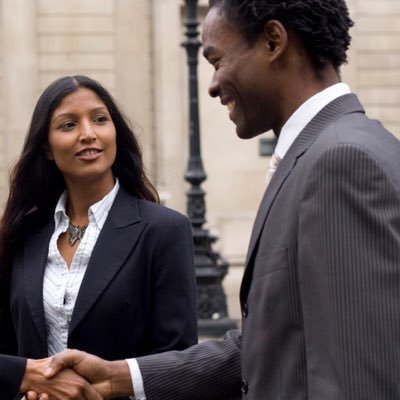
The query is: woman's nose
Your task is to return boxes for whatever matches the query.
[80,122,96,141]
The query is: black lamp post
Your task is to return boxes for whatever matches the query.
[181,0,237,337]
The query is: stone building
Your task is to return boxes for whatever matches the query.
[0,0,399,317]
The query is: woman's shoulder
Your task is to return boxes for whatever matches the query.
[118,188,189,225]
[137,198,189,223]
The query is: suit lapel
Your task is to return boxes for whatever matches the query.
[244,94,365,273]
[245,149,298,266]
[23,221,54,346]
[69,188,146,333]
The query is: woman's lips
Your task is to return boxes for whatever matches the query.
[76,148,102,160]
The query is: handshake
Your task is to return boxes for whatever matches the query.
[20,349,133,400]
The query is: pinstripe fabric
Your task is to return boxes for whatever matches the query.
[300,144,400,399]
[136,94,400,400]
[138,330,241,400]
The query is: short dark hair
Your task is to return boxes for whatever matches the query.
[208,0,354,70]
[0,75,158,274]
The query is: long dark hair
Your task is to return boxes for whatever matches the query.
[0,75,158,277]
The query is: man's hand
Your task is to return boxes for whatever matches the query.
[23,391,48,400]
[20,357,102,400]
[44,349,134,399]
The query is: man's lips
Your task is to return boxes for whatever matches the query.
[221,97,235,113]
[226,100,235,112]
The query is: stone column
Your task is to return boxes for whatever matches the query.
[115,0,155,181]
[2,0,38,167]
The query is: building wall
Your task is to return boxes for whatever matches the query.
[350,0,400,135]
[0,0,155,201]
[0,0,399,267]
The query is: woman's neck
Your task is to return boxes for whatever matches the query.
[65,177,115,224]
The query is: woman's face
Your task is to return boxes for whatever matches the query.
[47,87,117,191]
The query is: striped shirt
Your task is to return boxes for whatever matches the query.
[43,180,120,356]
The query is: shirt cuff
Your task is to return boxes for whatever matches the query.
[126,358,146,400]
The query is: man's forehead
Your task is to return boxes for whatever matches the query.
[202,7,229,44]
[202,6,226,33]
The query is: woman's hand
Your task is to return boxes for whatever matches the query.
[20,357,102,400]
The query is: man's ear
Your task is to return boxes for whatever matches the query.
[263,20,288,61]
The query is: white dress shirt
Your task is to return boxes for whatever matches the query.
[274,83,350,159]
[126,82,351,400]
[43,180,120,356]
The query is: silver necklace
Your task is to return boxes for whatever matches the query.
[67,221,88,246]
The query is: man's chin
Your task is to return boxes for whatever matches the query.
[236,126,264,140]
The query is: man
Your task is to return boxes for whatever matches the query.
[0,354,100,399]
[43,0,400,399]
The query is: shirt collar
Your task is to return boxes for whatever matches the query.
[54,191,69,229]
[90,179,120,230]
[274,83,351,159]
[54,179,120,231]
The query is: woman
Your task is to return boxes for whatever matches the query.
[0,75,197,399]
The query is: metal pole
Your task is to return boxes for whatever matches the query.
[181,0,237,336]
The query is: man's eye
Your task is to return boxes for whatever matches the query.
[212,60,220,70]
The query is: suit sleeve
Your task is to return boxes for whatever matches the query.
[148,213,198,351]
[0,283,18,356]
[298,144,400,399]
[137,329,242,400]
[0,354,26,399]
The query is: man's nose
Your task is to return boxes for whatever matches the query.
[208,72,219,98]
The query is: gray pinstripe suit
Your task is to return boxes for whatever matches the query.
[137,94,400,399]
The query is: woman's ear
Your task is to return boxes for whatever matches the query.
[263,20,288,61]
[43,144,54,160]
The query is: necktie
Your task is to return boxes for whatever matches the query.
[266,153,281,186]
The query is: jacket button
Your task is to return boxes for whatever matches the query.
[242,303,249,318]
[241,379,249,394]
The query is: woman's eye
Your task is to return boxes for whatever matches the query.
[59,121,76,131]
[94,115,108,124]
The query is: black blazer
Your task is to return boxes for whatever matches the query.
[2,187,198,398]
[0,354,26,398]
[137,94,400,400]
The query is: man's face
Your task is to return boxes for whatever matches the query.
[202,7,279,139]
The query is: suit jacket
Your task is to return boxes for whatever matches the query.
[0,355,26,398]
[1,187,198,399]
[137,94,400,399]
